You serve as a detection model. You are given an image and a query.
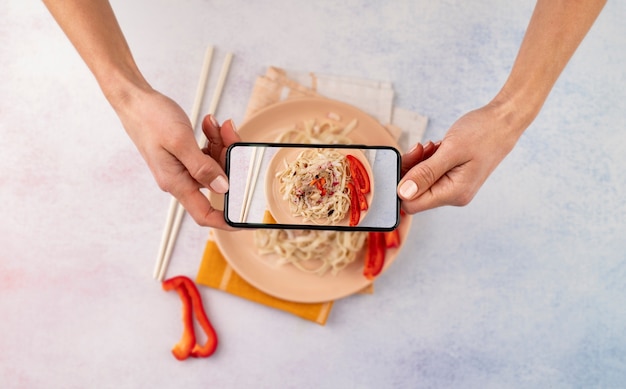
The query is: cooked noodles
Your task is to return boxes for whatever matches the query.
[275,118,357,144]
[255,229,367,276]
[254,117,367,276]
[277,148,351,225]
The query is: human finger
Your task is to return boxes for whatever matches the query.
[422,140,441,160]
[218,118,241,146]
[400,141,442,176]
[401,143,425,176]
[397,148,460,212]
[216,118,241,166]
[172,131,229,195]
[201,115,241,166]
[201,114,224,161]
[173,180,234,229]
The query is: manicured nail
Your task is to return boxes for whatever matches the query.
[210,175,229,193]
[227,118,238,132]
[399,180,418,199]
[209,114,219,128]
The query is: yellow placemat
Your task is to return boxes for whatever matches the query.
[196,240,334,325]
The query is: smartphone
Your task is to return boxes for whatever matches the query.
[224,142,401,231]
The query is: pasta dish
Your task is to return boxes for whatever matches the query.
[254,118,368,276]
[255,229,367,276]
[277,148,351,225]
[274,117,357,144]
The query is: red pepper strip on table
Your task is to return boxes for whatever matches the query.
[363,232,386,280]
[162,277,197,361]
[182,277,219,358]
[347,182,361,226]
[162,275,218,360]
[346,155,371,194]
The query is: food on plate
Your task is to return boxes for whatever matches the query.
[345,155,371,226]
[277,148,351,225]
[254,229,367,276]
[275,147,372,226]
[275,118,357,144]
[255,116,381,277]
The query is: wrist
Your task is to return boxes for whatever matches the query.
[488,85,543,141]
[98,63,153,115]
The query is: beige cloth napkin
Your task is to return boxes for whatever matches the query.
[245,67,428,152]
[196,67,428,325]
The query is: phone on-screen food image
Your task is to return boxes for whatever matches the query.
[224,142,401,231]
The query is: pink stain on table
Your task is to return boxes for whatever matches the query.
[0,257,124,298]
[2,368,36,389]
[95,148,146,185]
[0,264,29,292]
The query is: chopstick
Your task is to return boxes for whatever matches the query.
[239,147,265,222]
[153,48,234,281]
[153,46,213,280]
[239,147,257,222]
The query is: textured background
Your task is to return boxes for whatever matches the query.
[1,1,625,388]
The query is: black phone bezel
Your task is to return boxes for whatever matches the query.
[224,142,401,232]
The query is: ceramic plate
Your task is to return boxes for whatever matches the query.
[212,97,411,303]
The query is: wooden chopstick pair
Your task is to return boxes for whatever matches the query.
[153,46,233,281]
[239,146,266,222]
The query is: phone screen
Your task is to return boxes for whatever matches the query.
[224,143,401,231]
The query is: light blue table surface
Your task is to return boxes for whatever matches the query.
[2,1,625,388]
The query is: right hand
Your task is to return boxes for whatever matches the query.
[398,104,520,214]
[116,88,240,228]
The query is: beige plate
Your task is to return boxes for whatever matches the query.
[211,97,411,303]
[266,147,373,227]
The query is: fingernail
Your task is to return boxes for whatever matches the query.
[210,175,229,193]
[228,119,238,132]
[209,114,219,128]
[399,180,418,199]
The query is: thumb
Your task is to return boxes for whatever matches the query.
[180,146,229,194]
[397,151,456,211]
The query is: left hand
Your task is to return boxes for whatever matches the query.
[115,88,240,227]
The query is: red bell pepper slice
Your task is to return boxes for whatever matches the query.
[347,182,361,226]
[384,229,401,248]
[162,277,196,361]
[363,232,386,280]
[354,182,368,211]
[346,155,371,194]
[182,278,219,358]
[162,275,218,360]
[310,177,327,196]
